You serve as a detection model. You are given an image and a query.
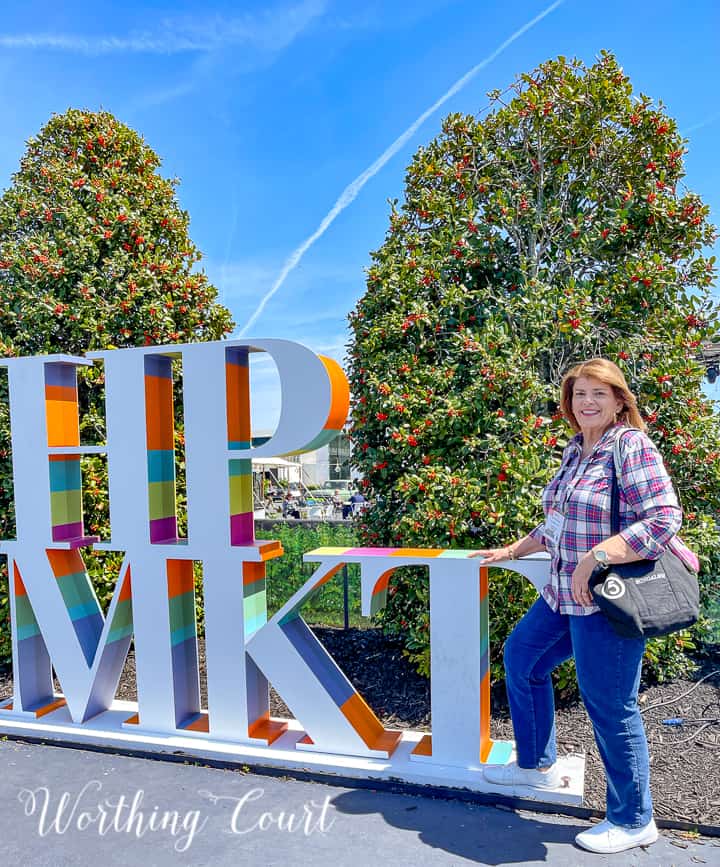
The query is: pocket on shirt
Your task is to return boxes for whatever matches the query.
[569,475,611,513]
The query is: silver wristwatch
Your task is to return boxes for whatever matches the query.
[592,549,610,566]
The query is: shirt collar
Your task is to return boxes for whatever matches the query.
[569,423,625,458]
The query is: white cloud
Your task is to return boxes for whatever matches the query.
[0,0,326,56]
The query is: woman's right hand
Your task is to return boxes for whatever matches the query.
[469,546,515,563]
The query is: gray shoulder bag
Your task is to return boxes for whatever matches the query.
[588,431,699,639]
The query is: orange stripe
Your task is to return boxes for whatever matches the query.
[145,375,175,450]
[184,712,210,733]
[412,734,432,756]
[319,355,350,431]
[118,567,132,602]
[167,559,194,597]
[480,669,491,760]
[47,548,83,578]
[312,562,344,590]
[13,562,26,596]
[243,562,265,586]
[45,400,80,447]
[258,540,284,561]
[339,692,385,747]
[226,360,251,442]
[45,384,78,402]
[391,548,444,557]
[35,697,67,718]
[480,565,488,601]
[248,715,288,744]
[373,567,397,596]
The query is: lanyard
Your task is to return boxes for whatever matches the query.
[550,445,585,514]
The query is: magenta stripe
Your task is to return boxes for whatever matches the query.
[230,512,254,545]
[52,521,83,541]
[150,515,178,543]
[344,547,397,556]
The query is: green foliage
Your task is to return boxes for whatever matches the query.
[348,53,720,684]
[0,109,234,664]
[257,523,361,625]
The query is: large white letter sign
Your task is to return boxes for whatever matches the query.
[0,339,583,805]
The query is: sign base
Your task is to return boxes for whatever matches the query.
[0,698,584,806]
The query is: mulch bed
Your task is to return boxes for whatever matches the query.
[1,628,718,826]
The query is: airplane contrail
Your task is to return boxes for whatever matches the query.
[237,0,566,336]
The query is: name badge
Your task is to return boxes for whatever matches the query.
[544,509,564,546]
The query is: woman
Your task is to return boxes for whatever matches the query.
[474,358,697,855]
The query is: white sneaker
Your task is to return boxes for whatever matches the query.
[575,818,658,854]
[483,761,561,790]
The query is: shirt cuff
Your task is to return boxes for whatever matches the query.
[619,517,680,560]
[529,522,546,546]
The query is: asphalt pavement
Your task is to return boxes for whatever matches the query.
[0,739,716,866]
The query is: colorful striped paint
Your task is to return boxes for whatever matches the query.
[106,567,133,645]
[167,560,200,725]
[243,562,267,638]
[144,356,178,543]
[226,347,254,545]
[45,363,86,543]
[47,549,103,667]
[13,564,41,642]
[280,611,400,754]
[306,547,483,558]
[45,363,80,448]
[284,355,350,454]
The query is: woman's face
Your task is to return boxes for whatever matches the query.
[571,375,623,438]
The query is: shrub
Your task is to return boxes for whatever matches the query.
[348,53,720,683]
[0,109,234,664]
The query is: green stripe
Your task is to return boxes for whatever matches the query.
[50,489,82,526]
[229,473,253,513]
[109,598,133,632]
[15,595,39,630]
[148,480,176,520]
[168,591,195,633]
[243,588,267,625]
[243,577,266,597]
[56,572,96,610]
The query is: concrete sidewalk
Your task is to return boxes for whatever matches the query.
[0,740,716,866]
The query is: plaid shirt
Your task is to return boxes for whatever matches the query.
[529,424,697,616]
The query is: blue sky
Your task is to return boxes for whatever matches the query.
[1,0,719,428]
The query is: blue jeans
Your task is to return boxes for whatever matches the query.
[503,597,652,827]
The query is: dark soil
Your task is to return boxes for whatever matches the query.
[1,628,718,826]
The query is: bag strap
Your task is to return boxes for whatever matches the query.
[609,429,627,536]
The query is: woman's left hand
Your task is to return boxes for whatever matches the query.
[571,557,596,607]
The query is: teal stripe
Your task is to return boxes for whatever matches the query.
[56,573,96,610]
[244,611,267,636]
[486,741,514,765]
[49,459,81,493]
[168,592,195,633]
[438,549,475,558]
[18,622,41,640]
[291,428,340,454]
[109,599,133,631]
[107,623,133,644]
[67,600,101,621]
[228,440,251,450]
[243,578,266,597]
[279,608,302,628]
[14,595,39,630]
[170,623,197,646]
[229,458,252,477]
[147,450,175,483]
